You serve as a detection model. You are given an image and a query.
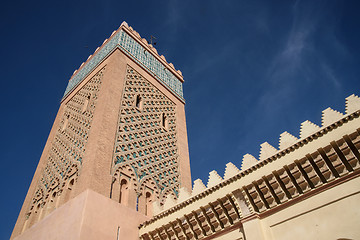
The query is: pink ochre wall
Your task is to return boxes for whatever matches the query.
[12,45,191,239]
[14,190,149,240]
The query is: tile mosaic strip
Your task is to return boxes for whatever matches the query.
[63,30,184,100]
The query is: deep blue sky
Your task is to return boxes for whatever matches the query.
[1,0,360,238]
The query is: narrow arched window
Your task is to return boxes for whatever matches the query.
[37,203,44,222]
[44,191,57,217]
[29,203,41,226]
[53,191,60,209]
[135,95,142,110]
[36,203,41,213]
[63,178,74,203]
[145,192,152,216]
[69,179,74,189]
[119,179,129,206]
[50,192,57,208]
[82,94,91,113]
[162,113,168,130]
[61,115,70,132]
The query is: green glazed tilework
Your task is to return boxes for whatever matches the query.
[63,30,184,100]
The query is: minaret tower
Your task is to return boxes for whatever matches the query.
[11,22,191,240]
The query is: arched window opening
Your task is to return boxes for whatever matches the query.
[45,191,57,217]
[119,179,129,206]
[161,113,168,130]
[36,203,41,212]
[135,95,142,110]
[145,192,152,216]
[34,203,41,220]
[29,203,40,226]
[52,191,60,209]
[61,115,70,132]
[37,203,44,222]
[63,179,74,203]
[82,94,91,113]
[69,179,75,188]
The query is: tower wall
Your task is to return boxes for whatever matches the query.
[13,190,150,240]
[12,23,191,239]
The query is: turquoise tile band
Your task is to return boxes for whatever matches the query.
[63,30,184,100]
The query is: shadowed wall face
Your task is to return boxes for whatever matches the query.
[22,67,106,231]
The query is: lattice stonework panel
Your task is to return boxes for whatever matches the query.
[112,65,180,200]
[26,67,105,219]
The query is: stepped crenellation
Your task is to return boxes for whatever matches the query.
[70,21,182,81]
[206,170,223,188]
[259,142,277,160]
[346,94,360,113]
[321,107,344,126]
[279,131,298,149]
[191,179,207,196]
[299,120,320,138]
[223,162,240,180]
[153,93,360,215]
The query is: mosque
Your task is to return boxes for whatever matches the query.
[11,22,360,240]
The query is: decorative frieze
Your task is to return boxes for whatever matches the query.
[63,22,184,101]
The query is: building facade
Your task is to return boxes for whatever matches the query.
[12,22,360,240]
[139,95,360,240]
[11,22,191,240]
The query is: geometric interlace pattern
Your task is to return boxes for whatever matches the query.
[27,67,105,217]
[112,65,180,200]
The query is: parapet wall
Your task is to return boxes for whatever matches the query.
[153,94,360,213]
